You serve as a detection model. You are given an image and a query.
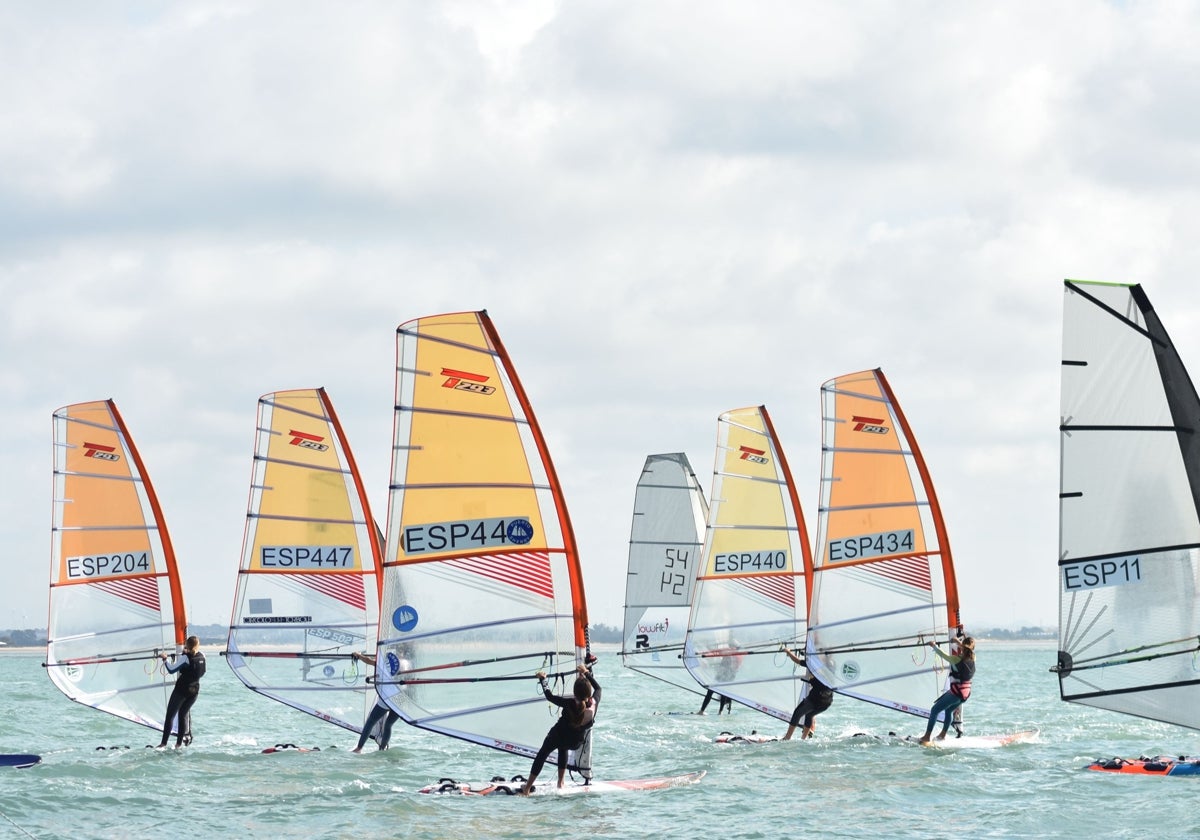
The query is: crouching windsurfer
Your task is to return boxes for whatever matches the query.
[520,663,601,795]
[780,645,834,740]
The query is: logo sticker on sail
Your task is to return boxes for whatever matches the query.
[840,661,861,681]
[288,430,329,451]
[850,415,889,434]
[440,367,496,395]
[82,441,120,461]
[738,445,768,464]
[393,605,419,632]
[403,516,535,554]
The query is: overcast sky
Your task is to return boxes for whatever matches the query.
[5,2,1200,635]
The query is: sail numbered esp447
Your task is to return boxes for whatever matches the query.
[45,400,188,734]
[374,311,594,774]
[1058,280,1200,765]
[225,387,385,737]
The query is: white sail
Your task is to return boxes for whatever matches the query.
[621,453,709,696]
[1057,280,1200,729]
[46,400,187,731]
[806,369,961,718]
[683,406,812,721]
[376,311,591,766]
[225,388,383,734]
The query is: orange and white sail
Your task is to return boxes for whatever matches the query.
[225,388,384,733]
[46,400,187,731]
[375,311,591,765]
[683,406,812,721]
[806,369,961,718]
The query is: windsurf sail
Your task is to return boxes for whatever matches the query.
[621,453,709,696]
[375,311,591,766]
[225,388,384,733]
[683,406,812,721]
[805,369,961,718]
[1056,280,1200,729]
[46,399,187,731]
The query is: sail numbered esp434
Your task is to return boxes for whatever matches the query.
[806,369,963,720]
[374,311,593,771]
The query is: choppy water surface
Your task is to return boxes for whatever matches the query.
[1,643,1196,839]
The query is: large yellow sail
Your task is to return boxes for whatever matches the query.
[376,311,590,765]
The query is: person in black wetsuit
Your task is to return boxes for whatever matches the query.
[697,689,732,715]
[157,635,205,748]
[350,650,401,752]
[520,663,601,795]
[919,635,976,744]
[781,646,833,740]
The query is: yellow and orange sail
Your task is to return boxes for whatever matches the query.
[806,369,961,717]
[46,399,187,731]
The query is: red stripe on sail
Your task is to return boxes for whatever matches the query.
[866,556,932,591]
[446,551,554,599]
[739,575,796,609]
[292,574,368,611]
[93,577,161,612]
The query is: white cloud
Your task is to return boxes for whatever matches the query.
[5,1,1200,640]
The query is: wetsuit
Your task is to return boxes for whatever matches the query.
[922,655,974,740]
[698,689,732,715]
[159,650,206,747]
[788,677,834,729]
[356,698,400,751]
[527,670,601,786]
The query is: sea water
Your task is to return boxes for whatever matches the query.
[1,643,1195,840]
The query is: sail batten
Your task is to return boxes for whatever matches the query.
[806,369,961,719]
[377,311,590,768]
[1057,280,1200,730]
[225,388,383,735]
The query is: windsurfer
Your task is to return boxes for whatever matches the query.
[520,663,601,795]
[780,646,833,740]
[157,636,205,748]
[351,651,401,752]
[918,635,975,744]
[697,689,731,715]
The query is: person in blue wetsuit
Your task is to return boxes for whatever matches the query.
[350,650,401,752]
[157,635,205,748]
[520,663,601,795]
[919,635,975,744]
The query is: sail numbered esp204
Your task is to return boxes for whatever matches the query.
[1058,280,1200,729]
[225,388,384,734]
[683,406,812,722]
[47,400,188,732]
[376,311,591,767]
[806,369,961,719]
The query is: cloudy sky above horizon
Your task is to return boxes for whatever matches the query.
[5,1,1200,635]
